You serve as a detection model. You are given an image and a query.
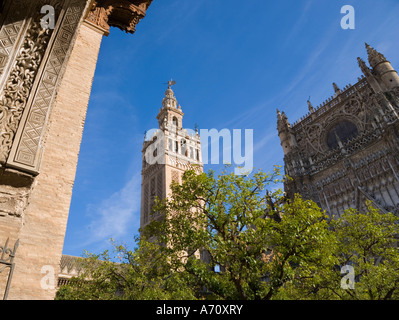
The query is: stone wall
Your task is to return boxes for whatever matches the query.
[0,0,153,299]
[6,21,103,301]
[0,0,103,300]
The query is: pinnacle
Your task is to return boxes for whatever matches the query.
[364,43,387,67]
[365,42,375,55]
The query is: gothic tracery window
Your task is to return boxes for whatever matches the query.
[326,120,358,149]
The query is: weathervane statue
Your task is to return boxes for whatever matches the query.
[167,79,176,89]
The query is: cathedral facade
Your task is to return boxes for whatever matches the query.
[140,83,203,230]
[277,44,399,218]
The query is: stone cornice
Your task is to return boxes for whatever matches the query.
[84,0,153,36]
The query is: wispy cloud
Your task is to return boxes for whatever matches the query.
[82,171,142,250]
[253,129,278,154]
[153,0,206,45]
[219,97,279,130]
[282,0,314,48]
[281,33,332,99]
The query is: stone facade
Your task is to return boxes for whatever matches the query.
[140,82,203,230]
[0,0,152,300]
[277,44,399,218]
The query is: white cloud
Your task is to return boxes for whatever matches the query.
[282,0,314,48]
[82,171,142,249]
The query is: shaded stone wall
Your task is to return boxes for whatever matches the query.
[0,0,99,300]
[0,0,153,300]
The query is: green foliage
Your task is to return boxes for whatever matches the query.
[55,239,198,300]
[330,204,399,300]
[57,167,399,300]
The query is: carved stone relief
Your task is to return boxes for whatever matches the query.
[294,83,374,163]
[0,189,28,217]
[0,0,65,166]
[85,0,153,35]
[0,22,52,163]
[0,0,28,77]
[7,0,86,174]
[171,170,179,183]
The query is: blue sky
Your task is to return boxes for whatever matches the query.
[62,0,399,257]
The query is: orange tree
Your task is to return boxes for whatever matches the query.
[57,167,399,300]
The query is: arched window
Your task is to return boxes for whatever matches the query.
[181,139,187,155]
[172,117,178,127]
[327,120,358,149]
[190,147,194,159]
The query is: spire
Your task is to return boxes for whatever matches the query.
[281,111,288,123]
[157,80,184,130]
[333,129,345,152]
[277,109,290,131]
[333,83,341,94]
[277,109,296,155]
[277,109,282,120]
[357,57,371,76]
[307,99,315,113]
[365,43,387,68]
[162,79,178,109]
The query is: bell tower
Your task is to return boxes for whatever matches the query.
[140,81,203,230]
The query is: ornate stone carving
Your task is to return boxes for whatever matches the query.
[171,170,179,183]
[6,0,85,173]
[0,20,52,163]
[0,190,28,217]
[85,0,153,35]
[279,46,399,218]
[0,0,27,76]
[85,2,111,34]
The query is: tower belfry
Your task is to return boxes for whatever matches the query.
[140,82,203,230]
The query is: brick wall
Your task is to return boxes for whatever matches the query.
[5,21,103,300]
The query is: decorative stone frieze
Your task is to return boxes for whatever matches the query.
[7,0,85,174]
[85,0,152,36]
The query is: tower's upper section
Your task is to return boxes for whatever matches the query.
[85,0,153,36]
[362,43,399,91]
[162,81,179,109]
[365,43,387,68]
[142,82,202,170]
[157,80,184,131]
